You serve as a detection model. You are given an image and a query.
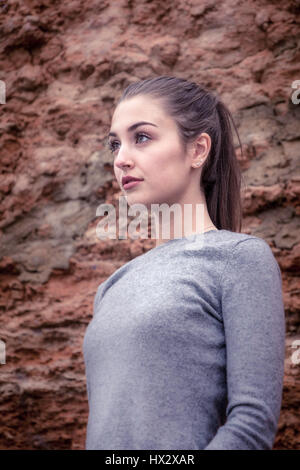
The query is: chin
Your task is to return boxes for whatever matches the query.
[124,189,167,209]
[126,195,148,207]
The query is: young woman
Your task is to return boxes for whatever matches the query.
[83,76,286,450]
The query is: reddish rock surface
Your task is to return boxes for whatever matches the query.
[0,0,299,450]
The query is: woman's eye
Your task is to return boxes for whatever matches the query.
[135,132,151,144]
[107,133,151,154]
[108,140,119,153]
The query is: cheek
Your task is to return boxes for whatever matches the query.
[148,143,181,174]
[147,165,185,201]
[113,166,120,182]
[155,148,185,182]
[114,162,122,176]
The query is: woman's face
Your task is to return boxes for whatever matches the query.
[108,94,195,210]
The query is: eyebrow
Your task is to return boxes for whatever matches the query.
[108,121,158,138]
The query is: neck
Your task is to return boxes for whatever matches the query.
[153,198,217,248]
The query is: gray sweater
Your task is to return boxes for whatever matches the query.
[83,229,285,450]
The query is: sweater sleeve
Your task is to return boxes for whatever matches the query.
[204,238,286,450]
[93,281,107,317]
[85,282,107,403]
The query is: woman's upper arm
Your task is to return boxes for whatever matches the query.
[204,238,286,450]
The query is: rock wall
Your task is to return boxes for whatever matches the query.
[0,0,299,450]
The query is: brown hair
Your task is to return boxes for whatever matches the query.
[116,75,245,233]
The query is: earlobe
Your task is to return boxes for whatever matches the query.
[192,159,204,168]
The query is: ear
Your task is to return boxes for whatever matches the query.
[190,132,212,167]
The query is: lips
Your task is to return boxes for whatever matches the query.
[122,180,143,190]
[122,175,144,186]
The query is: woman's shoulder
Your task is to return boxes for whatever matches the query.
[215,229,266,244]
[218,230,281,284]
[211,229,274,256]
[221,230,276,257]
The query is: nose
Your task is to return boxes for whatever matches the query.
[114,145,134,170]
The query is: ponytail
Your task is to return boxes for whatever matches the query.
[200,100,244,232]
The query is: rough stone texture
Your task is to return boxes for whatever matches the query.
[0,0,299,450]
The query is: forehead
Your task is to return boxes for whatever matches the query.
[110,95,173,129]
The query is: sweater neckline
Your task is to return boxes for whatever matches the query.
[148,229,223,253]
